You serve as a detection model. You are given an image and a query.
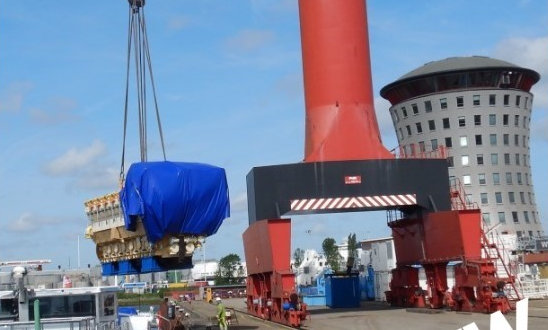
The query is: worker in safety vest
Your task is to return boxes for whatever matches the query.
[216,297,228,330]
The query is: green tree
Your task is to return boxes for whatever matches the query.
[347,233,358,269]
[293,248,304,268]
[322,238,342,272]
[215,253,241,285]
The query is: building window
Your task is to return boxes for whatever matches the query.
[495,192,503,204]
[504,154,510,165]
[498,212,506,224]
[514,134,519,146]
[493,172,500,184]
[473,95,480,106]
[415,122,423,134]
[524,97,529,109]
[406,125,411,136]
[447,156,454,167]
[515,154,520,165]
[503,114,509,126]
[490,134,497,146]
[523,117,527,128]
[517,172,522,184]
[503,134,509,146]
[412,103,419,115]
[512,211,519,223]
[418,141,425,152]
[514,115,519,127]
[503,94,509,106]
[475,134,483,146]
[460,136,468,147]
[463,175,471,185]
[458,116,466,127]
[442,117,450,129]
[431,139,438,150]
[489,94,496,105]
[428,120,436,131]
[506,172,512,184]
[424,100,432,113]
[477,154,484,165]
[440,98,448,109]
[524,211,530,223]
[523,135,527,148]
[444,137,452,148]
[480,193,488,204]
[456,96,464,107]
[402,106,408,118]
[489,114,496,125]
[491,154,498,165]
[515,95,521,107]
[520,192,526,204]
[461,155,469,166]
[478,173,486,185]
[482,212,491,224]
[508,192,515,203]
[474,114,481,126]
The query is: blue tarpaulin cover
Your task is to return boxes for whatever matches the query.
[120,161,230,243]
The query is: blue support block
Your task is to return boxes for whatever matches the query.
[100,257,194,276]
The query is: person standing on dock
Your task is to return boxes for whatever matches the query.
[216,297,228,330]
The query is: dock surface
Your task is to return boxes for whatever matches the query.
[175,298,548,330]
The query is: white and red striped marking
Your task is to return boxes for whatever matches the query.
[290,194,416,211]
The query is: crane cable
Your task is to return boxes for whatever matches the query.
[120,0,167,187]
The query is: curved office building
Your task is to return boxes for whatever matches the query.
[380,56,543,238]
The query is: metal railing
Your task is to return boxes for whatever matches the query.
[0,317,95,330]
[390,144,450,160]
[518,279,548,299]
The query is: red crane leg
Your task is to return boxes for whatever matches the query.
[242,219,308,327]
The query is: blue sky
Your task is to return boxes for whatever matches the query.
[1,0,547,270]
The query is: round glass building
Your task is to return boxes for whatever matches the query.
[380,56,543,238]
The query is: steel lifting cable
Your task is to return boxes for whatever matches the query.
[120,0,167,186]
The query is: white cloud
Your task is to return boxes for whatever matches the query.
[43,140,107,176]
[74,166,119,190]
[225,29,275,53]
[29,97,80,125]
[230,192,248,214]
[6,212,36,232]
[0,82,33,112]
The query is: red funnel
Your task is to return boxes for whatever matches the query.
[299,0,393,162]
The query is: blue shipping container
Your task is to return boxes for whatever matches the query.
[325,273,361,308]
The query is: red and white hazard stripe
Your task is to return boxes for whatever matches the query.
[290,194,416,211]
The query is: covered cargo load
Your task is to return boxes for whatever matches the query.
[84,161,230,275]
[121,161,230,242]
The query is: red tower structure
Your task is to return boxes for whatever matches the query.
[243,1,517,326]
[298,0,393,162]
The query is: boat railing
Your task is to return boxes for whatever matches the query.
[0,316,95,330]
